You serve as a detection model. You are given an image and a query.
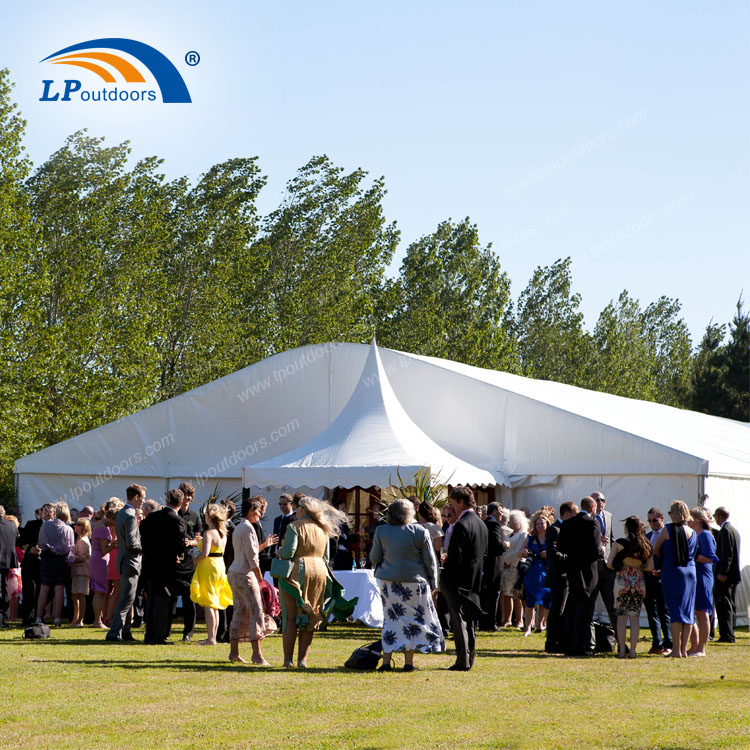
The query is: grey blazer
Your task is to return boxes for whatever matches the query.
[370,523,438,590]
[597,510,614,556]
[115,505,142,574]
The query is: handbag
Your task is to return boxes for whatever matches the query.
[270,557,294,580]
[344,640,383,670]
[24,623,50,639]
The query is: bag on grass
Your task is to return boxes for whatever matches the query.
[24,623,50,639]
[344,640,382,670]
[593,621,615,653]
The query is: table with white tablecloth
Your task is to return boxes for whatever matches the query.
[264,569,383,628]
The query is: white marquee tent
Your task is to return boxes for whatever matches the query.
[14,341,750,620]
[242,342,500,490]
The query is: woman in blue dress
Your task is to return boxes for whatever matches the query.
[652,500,697,658]
[687,507,719,657]
[519,509,552,636]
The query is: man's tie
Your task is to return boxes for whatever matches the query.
[597,514,606,536]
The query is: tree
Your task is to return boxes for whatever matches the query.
[691,322,731,417]
[589,291,693,405]
[152,157,267,398]
[17,132,166,447]
[513,257,593,384]
[0,69,36,502]
[255,155,399,354]
[693,296,749,421]
[376,218,518,371]
[640,296,693,407]
[723,296,750,421]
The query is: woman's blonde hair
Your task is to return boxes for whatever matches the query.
[530,508,554,535]
[297,496,347,538]
[76,517,92,538]
[55,502,71,523]
[669,500,691,524]
[205,503,227,538]
[690,506,712,530]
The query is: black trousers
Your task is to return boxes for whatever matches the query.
[0,570,9,626]
[545,574,568,653]
[169,577,196,638]
[145,580,171,644]
[216,605,234,643]
[714,579,738,642]
[443,585,477,669]
[564,586,596,656]
[480,577,501,630]
[644,574,672,649]
[20,562,40,624]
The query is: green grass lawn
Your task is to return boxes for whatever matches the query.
[2,622,748,750]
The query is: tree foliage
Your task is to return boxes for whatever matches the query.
[692,297,749,421]
[376,218,518,371]
[255,155,398,354]
[513,257,593,384]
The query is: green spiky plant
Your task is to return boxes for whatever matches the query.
[198,482,243,529]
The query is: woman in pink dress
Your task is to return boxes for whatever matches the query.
[90,501,119,629]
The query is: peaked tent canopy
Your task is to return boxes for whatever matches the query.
[241,341,501,490]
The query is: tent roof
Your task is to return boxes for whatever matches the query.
[241,342,501,489]
[14,342,750,483]
[405,352,750,478]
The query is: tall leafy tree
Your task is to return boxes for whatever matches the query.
[640,296,693,406]
[691,322,731,417]
[19,132,166,444]
[256,155,399,354]
[590,291,692,405]
[513,257,593,384]
[153,157,267,399]
[377,218,518,371]
[693,297,749,421]
[0,69,34,501]
[723,296,749,421]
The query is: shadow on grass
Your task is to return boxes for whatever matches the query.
[473,648,563,659]
[35,658,350,674]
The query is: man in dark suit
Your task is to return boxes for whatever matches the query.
[0,506,19,628]
[140,488,187,645]
[271,493,295,558]
[544,501,578,654]
[441,486,488,671]
[713,507,741,644]
[557,496,602,656]
[644,507,672,654]
[107,484,145,642]
[479,502,505,631]
[19,504,53,625]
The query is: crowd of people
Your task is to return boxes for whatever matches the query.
[0,483,742,671]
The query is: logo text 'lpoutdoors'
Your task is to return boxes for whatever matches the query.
[39,38,192,104]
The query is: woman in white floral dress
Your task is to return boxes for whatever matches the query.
[370,499,445,671]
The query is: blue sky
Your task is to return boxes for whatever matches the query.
[3,0,748,342]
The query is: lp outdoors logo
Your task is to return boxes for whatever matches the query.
[39,38,193,104]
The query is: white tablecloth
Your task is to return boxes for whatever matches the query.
[264,569,383,628]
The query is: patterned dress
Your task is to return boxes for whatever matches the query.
[380,580,445,654]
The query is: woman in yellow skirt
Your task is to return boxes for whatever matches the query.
[190,504,233,645]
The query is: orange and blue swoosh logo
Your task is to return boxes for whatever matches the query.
[40,38,191,103]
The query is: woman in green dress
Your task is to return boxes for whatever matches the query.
[277,497,346,668]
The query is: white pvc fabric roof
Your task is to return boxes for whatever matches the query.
[241,342,500,489]
[15,342,750,484]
